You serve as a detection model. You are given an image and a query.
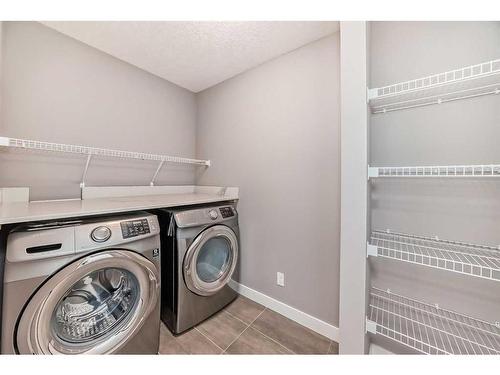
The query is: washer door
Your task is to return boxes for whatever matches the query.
[16,250,159,354]
[183,225,238,296]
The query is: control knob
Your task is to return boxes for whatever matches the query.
[91,226,112,242]
[208,209,218,220]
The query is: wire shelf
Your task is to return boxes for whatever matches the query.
[368,164,500,178]
[368,59,500,113]
[369,231,500,282]
[0,136,210,166]
[367,288,500,354]
[0,136,211,189]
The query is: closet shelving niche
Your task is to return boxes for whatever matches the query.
[368,58,500,113]
[366,58,500,355]
[366,288,500,355]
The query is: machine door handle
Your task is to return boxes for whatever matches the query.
[26,243,62,254]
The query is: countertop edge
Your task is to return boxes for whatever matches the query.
[0,193,238,226]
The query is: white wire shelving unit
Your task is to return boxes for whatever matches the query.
[368,59,500,113]
[368,164,500,179]
[0,136,210,188]
[366,288,500,354]
[368,230,500,282]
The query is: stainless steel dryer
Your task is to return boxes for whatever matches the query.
[157,204,239,334]
[1,212,161,354]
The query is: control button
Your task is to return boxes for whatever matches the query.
[91,226,112,242]
[208,209,218,220]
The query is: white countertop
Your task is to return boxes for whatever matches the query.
[0,191,237,225]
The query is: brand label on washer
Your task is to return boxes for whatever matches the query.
[153,248,160,258]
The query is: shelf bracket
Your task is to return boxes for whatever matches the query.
[0,136,9,147]
[367,243,378,258]
[365,318,377,334]
[150,160,165,186]
[368,166,379,180]
[367,87,377,102]
[80,154,93,189]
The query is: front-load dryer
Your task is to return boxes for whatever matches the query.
[155,204,239,334]
[1,212,161,354]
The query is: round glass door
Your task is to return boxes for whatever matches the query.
[196,237,232,283]
[184,225,238,296]
[16,250,159,354]
[52,268,139,345]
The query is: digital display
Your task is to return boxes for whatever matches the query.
[219,207,234,218]
[121,219,150,239]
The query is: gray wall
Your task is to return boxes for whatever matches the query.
[196,35,340,325]
[0,22,197,201]
[2,21,342,327]
[369,22,500,351]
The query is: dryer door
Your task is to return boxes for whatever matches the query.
[16,250,159,354]
[183,225,238,296]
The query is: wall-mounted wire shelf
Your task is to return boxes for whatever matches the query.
[368,164,500,179]
[368,230,500,282]
[0,136,210,189]
[366,288,500,354]
[368,59,500,113]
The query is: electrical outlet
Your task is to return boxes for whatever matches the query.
[277,272,285,287]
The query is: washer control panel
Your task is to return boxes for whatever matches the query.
[219,207,235,218]
[120,218,150,239]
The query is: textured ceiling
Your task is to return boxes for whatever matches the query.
[41,21,339,92]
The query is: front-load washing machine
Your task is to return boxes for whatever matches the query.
[156,204,239,334]
[1,212,161,354]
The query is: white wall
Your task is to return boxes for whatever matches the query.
[338,21,369,354]
[0,22,197,201]
[196,35,340,325]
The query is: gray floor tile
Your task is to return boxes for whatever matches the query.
[251,309,331,354]
[159,323,188,354]
[196,310,248,349]
[224,296,266,324]
[225,327,292,354]
[159,323,222,354]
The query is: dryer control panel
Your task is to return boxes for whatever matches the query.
[121,218,150,239]
[173,204,238,228]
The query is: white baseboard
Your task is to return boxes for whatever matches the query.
[229,280,339,343]
[369,343,394,355]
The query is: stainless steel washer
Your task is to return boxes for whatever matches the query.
[1,212,161,354]
[157,204,239,334]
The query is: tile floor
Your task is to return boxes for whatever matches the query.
[159,295,339,354]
